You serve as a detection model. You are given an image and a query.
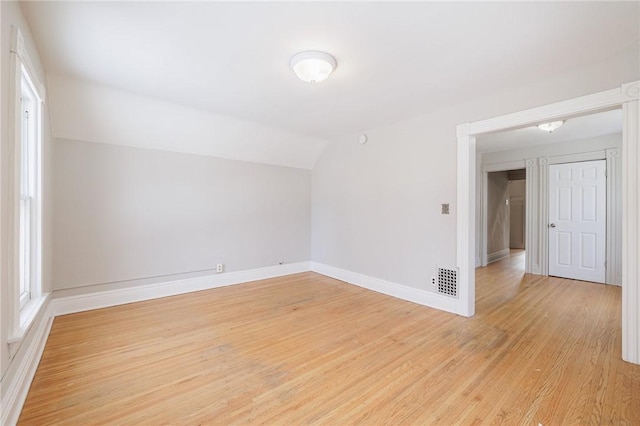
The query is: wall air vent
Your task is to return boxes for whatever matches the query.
[437,267,458,298]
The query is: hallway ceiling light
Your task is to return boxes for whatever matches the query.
[537,120,565,132]
[290,51,336,83]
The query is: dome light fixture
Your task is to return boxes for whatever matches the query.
[290,51,336,83]
[537,120,565,133]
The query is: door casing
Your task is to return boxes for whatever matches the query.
[480,149,620,283]
[456,81,640,364]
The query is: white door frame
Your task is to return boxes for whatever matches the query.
[480,149,621,284]
[544,149,621,284]
[456,81,640,364]
[479,161,526,267]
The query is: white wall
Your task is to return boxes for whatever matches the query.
[53,139,311,293]
[508,179,526,249]
[312,48,637,294]
[311,114,459,288]
[481,133,622,165]
[0,0,53,392]
[47,74,327,170]
[487,171,509,256]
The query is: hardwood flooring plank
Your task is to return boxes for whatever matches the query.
[18,253,640,424]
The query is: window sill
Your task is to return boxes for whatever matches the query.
[8,293,50,345]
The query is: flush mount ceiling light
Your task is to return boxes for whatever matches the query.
[537,120,565,133]
[290,51,336,83]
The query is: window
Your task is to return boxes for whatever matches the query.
[18,65,42,311]
[6,27,47,343]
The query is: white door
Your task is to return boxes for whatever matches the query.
[548,160,606,283]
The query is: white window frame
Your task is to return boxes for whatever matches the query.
[7,27,46,342]
[19,69,41,309]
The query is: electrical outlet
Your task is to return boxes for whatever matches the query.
[431,277,436,286]
[441,203,450,214]
[216,264,224,273]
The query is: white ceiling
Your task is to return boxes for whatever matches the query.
[476,109,623,153]
[22,1,639,140]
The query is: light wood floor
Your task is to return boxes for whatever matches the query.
[19,252,640,424]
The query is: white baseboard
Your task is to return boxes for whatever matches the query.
[310,262,459,315]
[487,248,510,264]
[52,261,311,316]
[1,301,54,426]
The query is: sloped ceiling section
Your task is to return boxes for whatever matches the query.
[24,1,640,168]
[47,74,327,169]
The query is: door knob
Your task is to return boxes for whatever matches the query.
[549,223,556,228]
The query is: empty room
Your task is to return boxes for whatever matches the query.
[1,1,639,425]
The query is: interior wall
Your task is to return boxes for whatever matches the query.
[481,133,622,165]
[53,139,311,293]
[47,74,327,170]
[0,0,53,384]
[478,133,622,266]
[487,171,509,257]
[312,48,637,294]
[509,180,526,198]
[508,180,526,249]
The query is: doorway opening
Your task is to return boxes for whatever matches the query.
[475,109,622,285]
[455,81,639,364]
[483,169,526,271]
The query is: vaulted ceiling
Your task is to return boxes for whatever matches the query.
[23,1,639,141]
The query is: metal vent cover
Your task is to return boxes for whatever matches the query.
[437,267,458,298]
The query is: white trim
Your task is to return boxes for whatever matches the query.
[467,85,635,136]
[457,80,640,364]
[6,26,46,350]
[52,262,311,316]
[487,248,510,264]
[606,148,621,285]
[456,124,476,317]
[525,159,539,274]
[622,96,640,363]
[482,160,526,173]
[19,62,45,324]
[10,294,49,345]
[11,27,45,103]
[539,157,549,276]
[546,149,606,165]
[1,301,54,426]
[311,262,459,315]
[6,25,22,347]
